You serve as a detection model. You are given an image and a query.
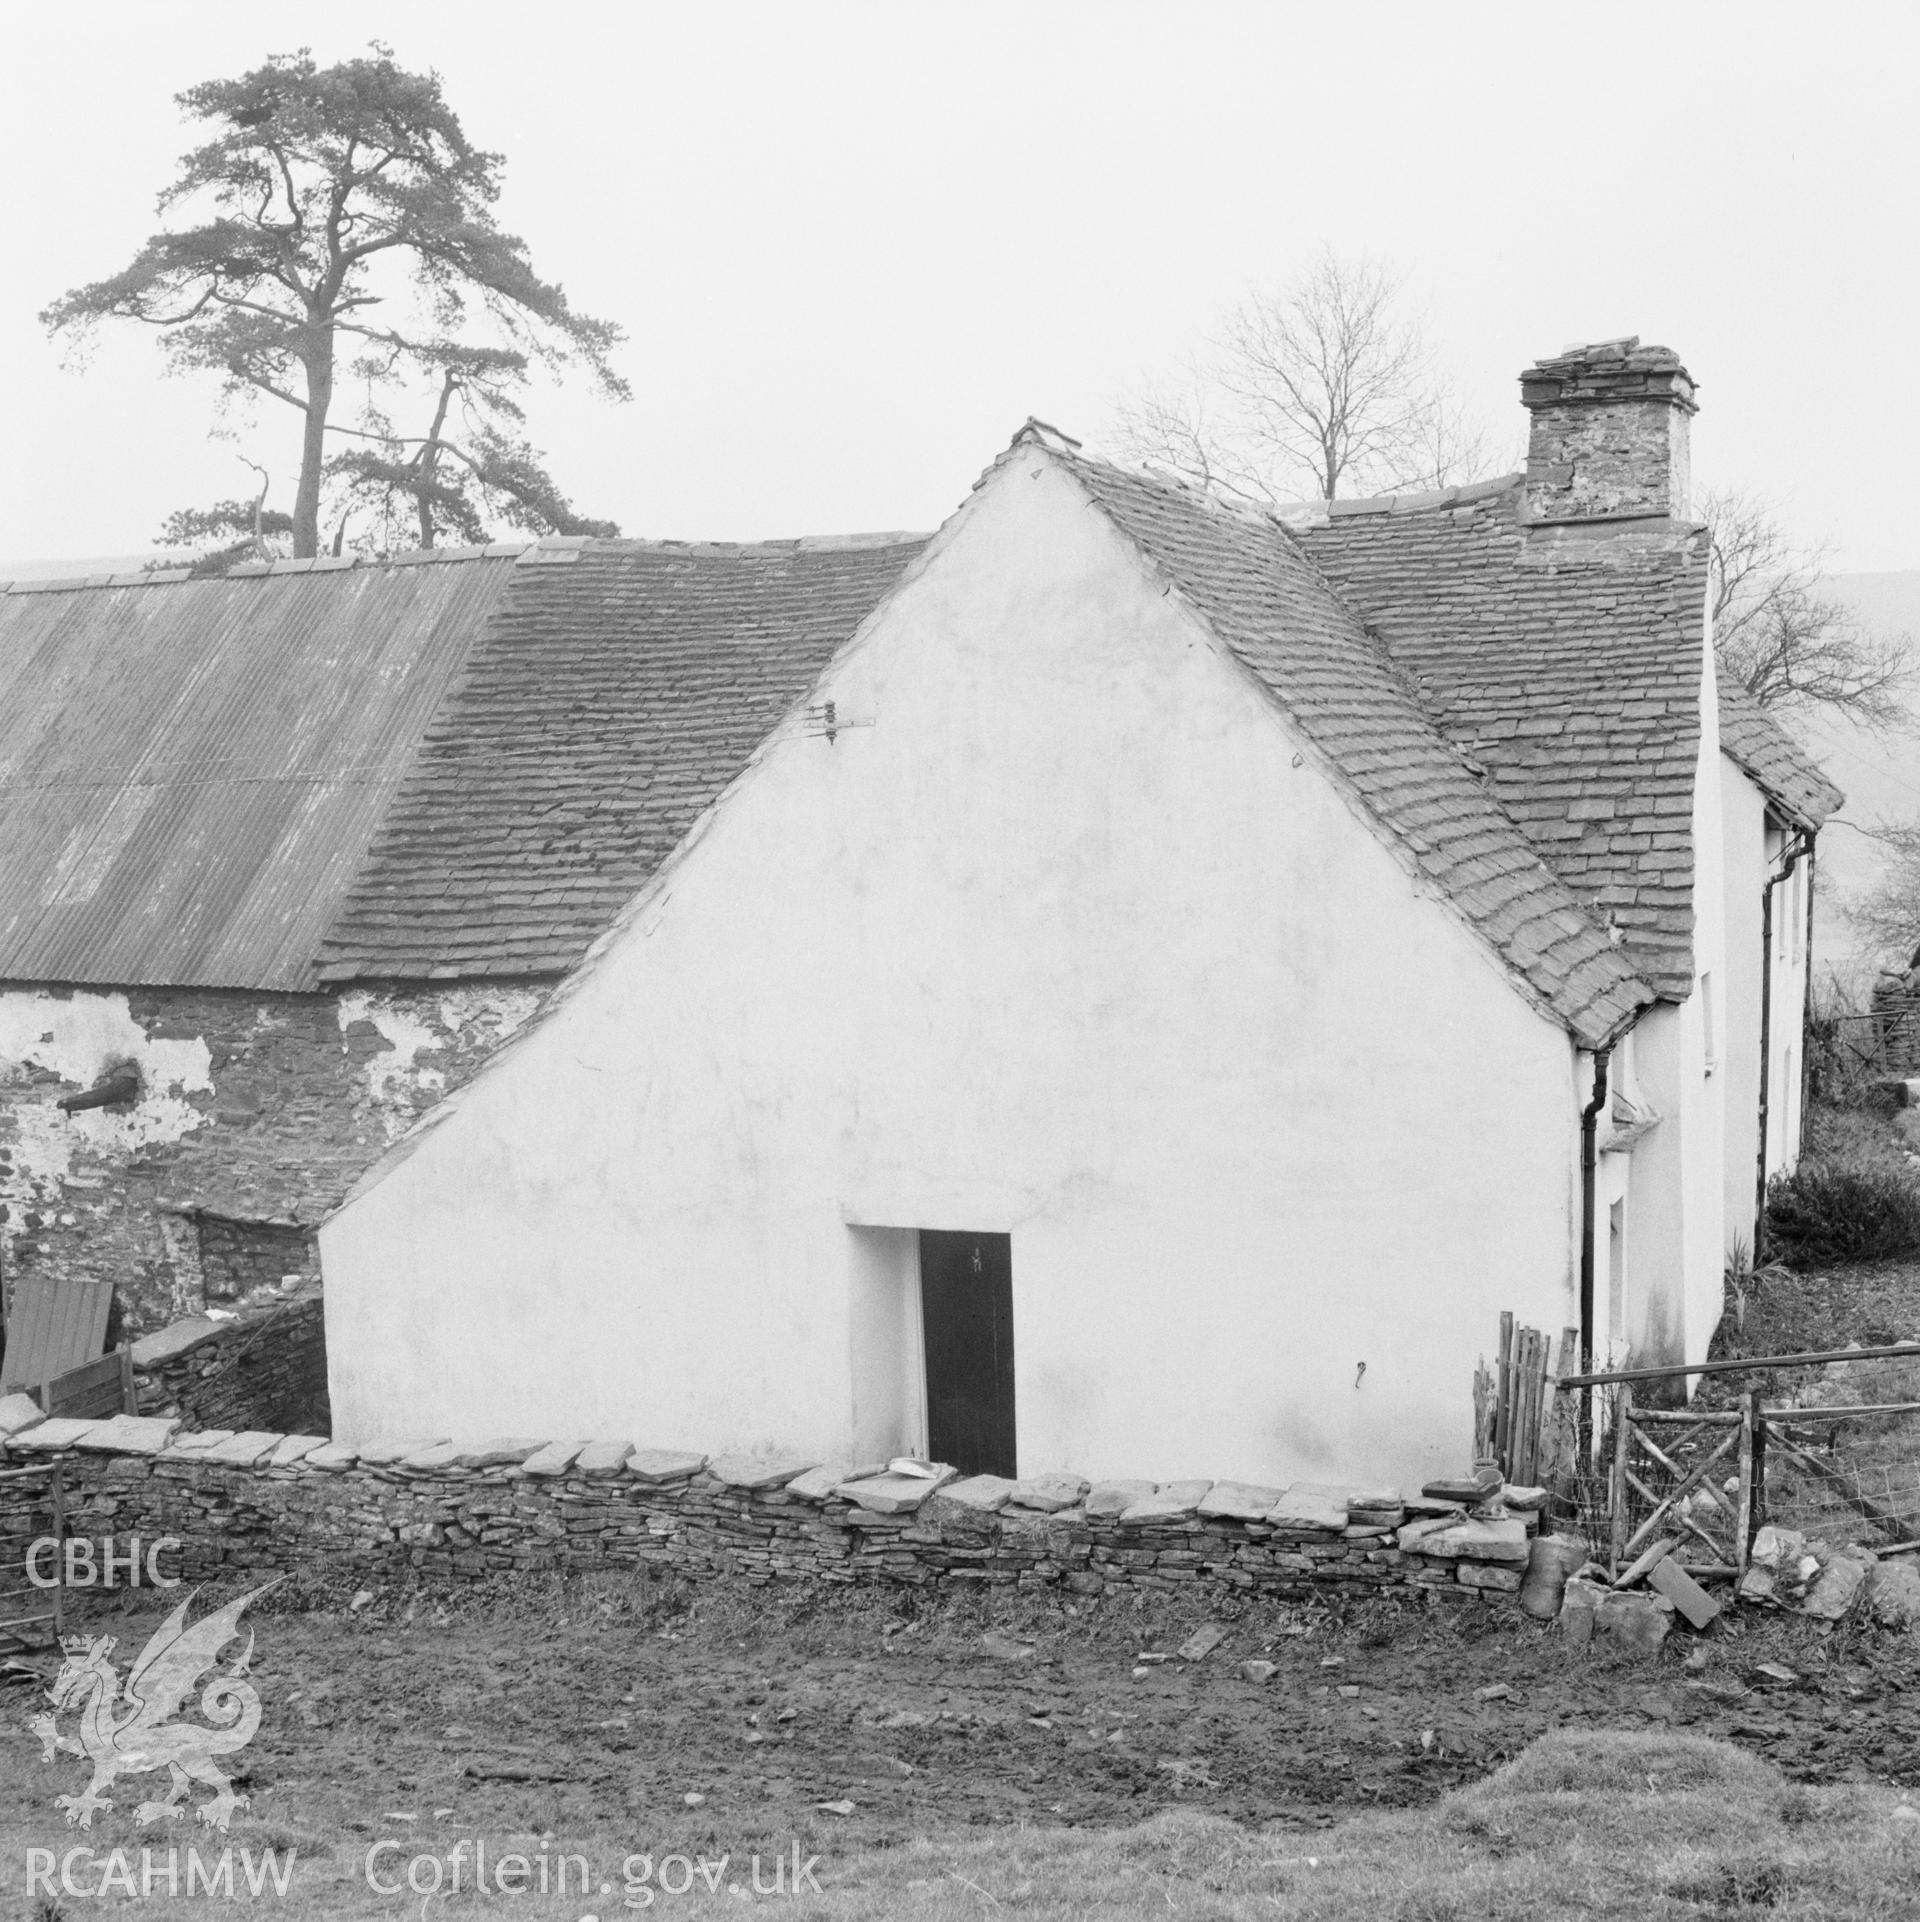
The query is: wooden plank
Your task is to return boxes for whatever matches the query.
[41,1348,129,1420]
[48,1352,122,1393]
[120,1345,138,1415]
[1610,1385,1633,1575]
[1495,1312,1515,1475]
[1615,1534,1678,1588]
[1526,1330,1548,1483]
[49,1467,64,1636]
[1632,1410,1742,1426]
[1767,1402,1920,1422]
[1520,1328,1541,1484]
[77,1283,110,1367]
[1510,1328,1530,1483]
[1557,1339,1920,1389]
[1552,1322,1583,1468]
[1735,1390,1757,1573]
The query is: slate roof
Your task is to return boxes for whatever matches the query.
[1035,434,1655,1047]
[1716,673,1844,831]
[1286,480,1713,999]
[0,552,513,991]
[315,535,929,981]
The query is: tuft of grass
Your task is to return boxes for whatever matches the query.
[1467,1727,1778,1799]
[1664,1855,1792,1907]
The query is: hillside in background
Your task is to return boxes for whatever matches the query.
[1797,572,1920,998]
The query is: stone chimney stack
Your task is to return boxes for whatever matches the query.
[1520,338,1696,524]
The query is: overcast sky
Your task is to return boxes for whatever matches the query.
[2,1,1914,570]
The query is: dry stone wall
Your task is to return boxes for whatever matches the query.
[0,982,541,1331]
[131,1298,329,1438]
[0,1407,1545,1607]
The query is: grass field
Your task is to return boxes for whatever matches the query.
[4,1728,1917,1919]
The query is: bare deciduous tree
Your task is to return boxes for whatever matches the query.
[1113,249,1493,504]
[1703,487,1912,729]
[1844,822,1920,966]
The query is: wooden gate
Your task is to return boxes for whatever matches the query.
[0,1463,65,1651]
[1607,1388,1760,1578]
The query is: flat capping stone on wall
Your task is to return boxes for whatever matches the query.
[0,1406,1546,1605]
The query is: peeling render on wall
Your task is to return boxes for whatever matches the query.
[0,980,546,1332]
[335,987,540,1140]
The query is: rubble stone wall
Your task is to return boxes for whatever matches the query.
[0,981,542,1331]
[0,1424,1544,1607]
[133,1300,329,1438]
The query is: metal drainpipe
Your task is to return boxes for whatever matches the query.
[1754,832,1811,1259]
[1579,1044,1613,1388]
[1800,835,1818,1159]
[1754,868,1777,1262]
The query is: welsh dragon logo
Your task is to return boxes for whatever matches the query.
[29,1583,274,1832]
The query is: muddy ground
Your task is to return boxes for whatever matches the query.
[9,1235,1919,1865]
[7,1571,1918,1862]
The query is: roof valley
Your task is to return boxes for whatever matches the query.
[1039,437,1656,1047]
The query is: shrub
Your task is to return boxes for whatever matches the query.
[1765,1155,1920,1267]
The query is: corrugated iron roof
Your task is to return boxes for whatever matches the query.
[0,557,514,991]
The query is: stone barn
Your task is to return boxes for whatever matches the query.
[0,534,923,1337]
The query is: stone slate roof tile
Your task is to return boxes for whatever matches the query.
[1716,672,1844,829]
[1041,436,1653,1047]
[1290,482,1712,999]
[316,537,927,981]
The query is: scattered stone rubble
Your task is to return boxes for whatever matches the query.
[1737,1523,1915,1626]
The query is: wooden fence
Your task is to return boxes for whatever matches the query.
[1475,1315,1575,1487]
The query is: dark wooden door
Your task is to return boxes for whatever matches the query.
[919,1230,1016,1478]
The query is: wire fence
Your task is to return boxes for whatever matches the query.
[1762,1406,1920,1554]
[1831,1005,1920,1080]
[1564,1351,1920,1573]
